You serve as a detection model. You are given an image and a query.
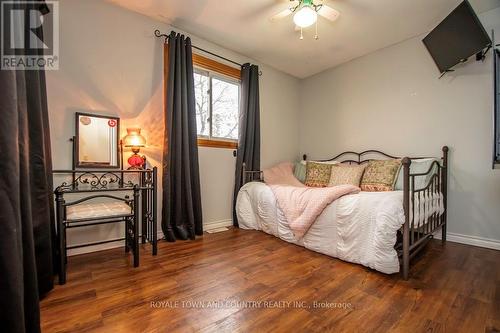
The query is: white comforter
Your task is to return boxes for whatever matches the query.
[237,182,407,274]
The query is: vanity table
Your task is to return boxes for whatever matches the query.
[53,112,157,285]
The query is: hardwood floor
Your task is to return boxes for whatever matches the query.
[40,228,500,333]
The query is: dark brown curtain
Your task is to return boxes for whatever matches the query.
[0,1,55,332]
[161,31,203,241]
[232,64,261,226]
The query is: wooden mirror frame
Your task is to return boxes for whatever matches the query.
[74,112,121,169]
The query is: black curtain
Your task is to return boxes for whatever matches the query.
[232,64,261,227]
[161,32,203,242]
[0,1,54,332]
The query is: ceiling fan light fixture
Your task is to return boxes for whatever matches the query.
[293,5,317,28]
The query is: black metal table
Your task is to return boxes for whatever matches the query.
[52,168,158,284]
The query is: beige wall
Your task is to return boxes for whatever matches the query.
[299,7,500,245]
[47,0,300,253]
[48,0,500,252]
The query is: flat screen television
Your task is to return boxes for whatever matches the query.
[422,0,492,74]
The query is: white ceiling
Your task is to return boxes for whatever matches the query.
[107,0,500,78]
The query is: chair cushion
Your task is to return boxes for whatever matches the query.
[66,202,132,220]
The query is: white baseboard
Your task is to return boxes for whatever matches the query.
[434,230,500,251]
[67,225,500,256]
[68,220,233,256]
[68,231,164,256]
[204,219,233,231]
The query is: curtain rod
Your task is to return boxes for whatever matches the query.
[154,29,243,68]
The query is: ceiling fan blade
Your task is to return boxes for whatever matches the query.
[270,8,293,21]
[317,5,340,22]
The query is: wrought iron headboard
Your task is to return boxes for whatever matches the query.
[302,150,433,164]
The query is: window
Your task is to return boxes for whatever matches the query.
[193,54,240,149]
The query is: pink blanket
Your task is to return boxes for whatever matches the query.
[263,163,360,239]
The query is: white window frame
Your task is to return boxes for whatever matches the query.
[194,66,240,144]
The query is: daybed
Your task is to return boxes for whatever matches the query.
[236,147,449,280]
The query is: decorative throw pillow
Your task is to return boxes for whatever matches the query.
[305,161,332,187]
[328,164,367,187]
[394,158,438,191]
[360,159,402,191]
[293,161,307,183]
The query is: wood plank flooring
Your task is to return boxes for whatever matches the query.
[40,228,500,333]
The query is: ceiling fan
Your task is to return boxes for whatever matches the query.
[270,0,340,40]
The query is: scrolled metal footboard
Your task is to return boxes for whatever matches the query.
[401,146,448,280]
[242,162,264,185]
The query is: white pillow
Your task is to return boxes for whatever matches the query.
[394,158,438,190]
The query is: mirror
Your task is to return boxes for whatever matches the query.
[75,112,120,168]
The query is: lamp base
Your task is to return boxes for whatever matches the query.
[127,153,146,169]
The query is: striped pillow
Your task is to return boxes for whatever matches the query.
[293,161,307,183]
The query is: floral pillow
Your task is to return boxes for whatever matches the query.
[305,161,332,187]
[328,164,366,187]
[360,159,402,191]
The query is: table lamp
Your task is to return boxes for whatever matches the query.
[122,128,146,169]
